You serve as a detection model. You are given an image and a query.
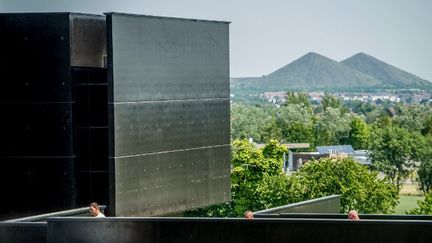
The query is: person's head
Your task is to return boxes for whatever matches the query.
[89,202,101,217]
[348,210,360,220]
[244,210,254,219]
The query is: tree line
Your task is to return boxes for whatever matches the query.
[187,92,432,216]
[186,139,399,217]
[231,92,432,196]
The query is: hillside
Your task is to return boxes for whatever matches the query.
[342,52,432,90]
[231,52,432,93]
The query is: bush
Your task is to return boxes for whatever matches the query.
[291,157,399,213]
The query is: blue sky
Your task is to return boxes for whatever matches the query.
[2,0,431,80]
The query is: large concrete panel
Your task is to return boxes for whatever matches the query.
[70,14,106,68]
[113,99,230,156]
[106,13,231,216]
[254,195,340,215]
[0,13,71,103]
[0,103,73,156]
[0,158,74,220]
[107,13,229,102]
[115,145,231,216]
[0,13,76,219]
[0,223,47,243]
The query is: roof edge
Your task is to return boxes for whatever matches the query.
[104,12,230,24]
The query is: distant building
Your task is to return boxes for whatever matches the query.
[254,143,310,150]
[287,145,371,172]
[316,145,354,154]
[350,150,371,166]
[253,142,310,172]
[263,92,287,104]
[288,152,329,171]
[317,145,371,166]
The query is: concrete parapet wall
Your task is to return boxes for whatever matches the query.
[46,217,432,243]
[254,195,340,215]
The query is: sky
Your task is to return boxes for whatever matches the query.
[2,0,432,81]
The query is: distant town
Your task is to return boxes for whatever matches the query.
[259,90,432,106]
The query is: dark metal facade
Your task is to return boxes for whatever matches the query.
[0,13,108,220]
[0,12,230,219]
[0,13,74,219]
[106,13,231,216]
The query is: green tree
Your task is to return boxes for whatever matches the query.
[394,104,432,133]
[254,173,294,209]
[261,139,288,160]
[314,107,351,146]
[285,91,311,110]
[230,103,272,142]
[292,157,399,213]
[415,134,432,193]
[276,104,314,144]
[321,93,342,111]
[348,117,370,150]
[260,118,282,142]
[407,193,432,215]
[421,115,432,136]
[231,139,293,215]
[418,159,432,193]
[187,139,293,217]
[365,109,385,124]
[368,124,417,190]
[351,101,375,116]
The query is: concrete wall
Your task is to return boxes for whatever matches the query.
[0,222,46,243]
[106,13,231,216]
[254,195,340,215]
[46,217,432,243]
[0,13,76,220]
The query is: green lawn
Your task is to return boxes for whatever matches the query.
[394,195,424,214]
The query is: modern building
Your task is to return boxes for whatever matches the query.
[0,12,231,219]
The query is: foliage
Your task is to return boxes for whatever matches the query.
[187,144,399,217]
[313,107,352,146]
[260,118,282,142]
[285,91,311,110]
[230,103,273,142]
[261,139,288,160]
[225,100,432,216]
[417,138,432,193]
[348,117,370,150]
[364,109,385,124]
[421,115,432,136]
[349,101,375,116]
[394,195,424,214]
[253,173,295,209]
[292,157,399,213]
[407,193,432,215]
[276,104,314,144]
[321,93,342,111]
[394,104,432,133]
[231,139,289,214]
[368,124,417,190]
[418,162,432,193]
[185,139,293,217]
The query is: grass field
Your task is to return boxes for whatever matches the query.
[394,195,424,214]
[399,183,420,196]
